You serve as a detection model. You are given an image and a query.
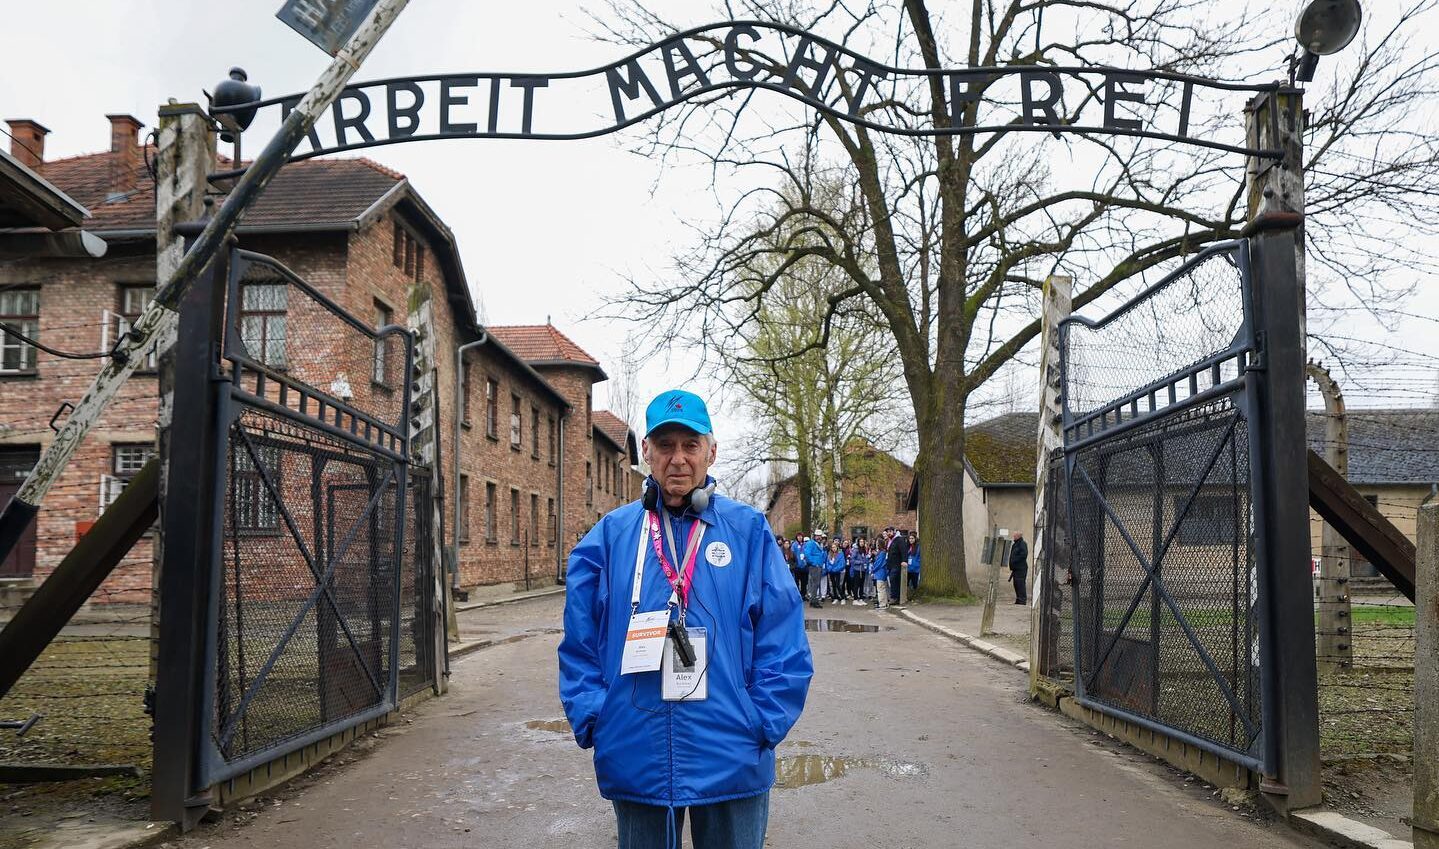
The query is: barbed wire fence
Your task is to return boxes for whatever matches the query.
[0,579,153,811]
[1306,333,1434,798]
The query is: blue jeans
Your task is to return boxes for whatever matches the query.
[613,792,770,849]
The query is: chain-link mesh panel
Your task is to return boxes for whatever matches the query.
[1063,247,1248,422]
[215,406,400,763]
[1068,397,1261,757]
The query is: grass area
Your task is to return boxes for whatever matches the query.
[0,636,152,811]
[1319,667,1414,758]
[1349,605,1416,627]
[0,636,151,771]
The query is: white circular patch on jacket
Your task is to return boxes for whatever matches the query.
[705,541,732,567]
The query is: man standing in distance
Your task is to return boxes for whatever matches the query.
[558,389,813,849]
[886,527,910,604]
[1009,528,1030,605]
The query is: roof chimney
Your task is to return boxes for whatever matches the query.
[6,119,49,170]
[105,114,143,198]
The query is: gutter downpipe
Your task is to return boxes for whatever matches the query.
[453,333,488,602]
[556,412,567,584]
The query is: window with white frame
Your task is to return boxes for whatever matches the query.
[239,282,288,368]
[114,285,157,372]
[0,289,40,374]
[510,393,522,449]
[100,443,155,512]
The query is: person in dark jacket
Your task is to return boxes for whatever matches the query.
[887,528,910,602]
[558,389,813,849]
[1009,529,1029,604]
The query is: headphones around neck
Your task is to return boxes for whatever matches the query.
[642,477,716,513]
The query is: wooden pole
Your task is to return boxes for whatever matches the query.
[1307,361,1352,671]
[980,536,1010,637]
[1031,274,1072,689]
[1413,503,1438,849]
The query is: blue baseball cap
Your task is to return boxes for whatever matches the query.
[645,389,712,437]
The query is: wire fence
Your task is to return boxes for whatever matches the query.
[1313,555,1418,762]
[0,582,153,788]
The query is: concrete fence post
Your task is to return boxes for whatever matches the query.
[1414,503,1438,848]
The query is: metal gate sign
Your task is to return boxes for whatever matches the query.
[277,0,380,55]
[220,20,1290,162]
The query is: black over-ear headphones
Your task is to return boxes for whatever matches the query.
[642,477,716,513]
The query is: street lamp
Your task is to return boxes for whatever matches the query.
[1292,0,1363,82]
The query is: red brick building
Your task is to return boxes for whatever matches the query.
[0,114,641,600]
[485,326,645,545]
[764,441,917,541]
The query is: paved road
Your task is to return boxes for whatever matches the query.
[163,595,1318,849]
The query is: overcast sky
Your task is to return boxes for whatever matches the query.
[3,1,1435,491]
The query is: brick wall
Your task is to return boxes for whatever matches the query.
[1,241,167,602]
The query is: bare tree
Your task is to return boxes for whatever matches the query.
[596,0,1439,594]
[606,334,644,432]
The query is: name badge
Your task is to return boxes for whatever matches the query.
[661,627,708,702]
[621,609,669,675]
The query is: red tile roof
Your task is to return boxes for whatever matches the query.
[487,324,603,369]
[592,410,634,452]
[35,149,403,233]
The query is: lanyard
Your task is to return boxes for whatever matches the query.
[630,510,706,613]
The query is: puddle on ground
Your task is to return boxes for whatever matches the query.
[525,719,572,734]
[521,721,922,789]
[804,619,891,633]
[775,754,926,788]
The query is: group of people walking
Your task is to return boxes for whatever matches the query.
[777,527,919,610]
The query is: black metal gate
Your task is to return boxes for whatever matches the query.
[1054,240,1273,773]
[160,247,438,792]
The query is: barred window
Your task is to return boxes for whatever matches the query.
[510,487,520,544]
[547,497,556,545]
[529,493,539,545]
[484,481,497,542]
[234,443,281,531]
[460,361,473,425]
[239,283,287,368]
[485,378,499,437]
[0,289,39,374]
[458,474,471,544]
[372,301,392,386]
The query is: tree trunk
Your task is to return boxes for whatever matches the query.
[796,460,814,536]
[915,397,972,597]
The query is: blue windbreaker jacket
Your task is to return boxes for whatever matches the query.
[558,491,813,807]
[871,551,888,582]
[801,538,825,568]
[849,549,871,575]
[824,551,846,574]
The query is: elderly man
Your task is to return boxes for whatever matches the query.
[558,389,813,849]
